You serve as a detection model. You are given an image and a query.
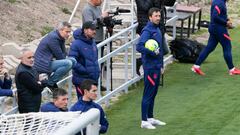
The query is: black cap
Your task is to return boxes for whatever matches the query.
[82,21,96,30]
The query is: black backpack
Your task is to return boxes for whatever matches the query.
[164,0,176,6]
[169,39,205,63]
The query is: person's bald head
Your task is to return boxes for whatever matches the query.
[20,49,34,67]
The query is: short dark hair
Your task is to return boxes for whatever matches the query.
[80,79,98,91]
[148,7,161,17]
[52,88,68,99]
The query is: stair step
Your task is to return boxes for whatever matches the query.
[1,42,23,58]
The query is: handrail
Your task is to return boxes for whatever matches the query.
[97,23,138,48]
[0,0,177,115]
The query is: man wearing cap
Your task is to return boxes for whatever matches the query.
[68,21,100,98]
[82,0,108,46]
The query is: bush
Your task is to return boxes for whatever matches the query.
[40,26,53,36]
[61,7,71,15]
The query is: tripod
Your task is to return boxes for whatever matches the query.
[102,26,114,91]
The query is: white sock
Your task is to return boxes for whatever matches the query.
[230,67,235,71]
[193,65,200,68]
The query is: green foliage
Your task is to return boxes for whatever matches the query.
[7,0,16,3]
[105,27,240,135]
[61,7,71,15]
[40,26,53,36]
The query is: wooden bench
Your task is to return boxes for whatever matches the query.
[176,4,202,33]
[166,11,192,39]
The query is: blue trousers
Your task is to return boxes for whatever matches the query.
[141,69,161,121]
[195,30,234,69]
[48,57,76,86]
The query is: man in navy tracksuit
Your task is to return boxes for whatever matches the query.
[68,21,100,99]
[41,88,68,112]
[192,0,240,75]
[70,79,108,134]
[137,7,166,129]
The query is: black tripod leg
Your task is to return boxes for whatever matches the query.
[160,74,164,87]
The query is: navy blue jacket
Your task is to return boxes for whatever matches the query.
[41,102,68,112]
[34,30,67,74]
[0,77,12,96]
[209,0,228,34]
[68,29,100,86]
[137,21,163,70]
[0,89,12,96]
[70,98,109,134]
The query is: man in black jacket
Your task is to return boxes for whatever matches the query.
[15,49,47,113]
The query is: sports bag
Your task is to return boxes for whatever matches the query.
[169,39,205,63]
[164,0,176,6]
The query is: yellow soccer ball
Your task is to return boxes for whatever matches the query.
[145,39,159,51]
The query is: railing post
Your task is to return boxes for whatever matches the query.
[68,0,81,23]
[131,24,137,78]
[124,32,129,93]
[67,72,73,108]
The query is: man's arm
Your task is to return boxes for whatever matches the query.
[48,39,65,60]
[212,4,227,26]
[98,106,109,134]
[68,43,89,74]
[0,89,13,97]
[18,72,44,94]
[136,30,158,57]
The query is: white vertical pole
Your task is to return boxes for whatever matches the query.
[68,0,81,23]
[124,32,128,93]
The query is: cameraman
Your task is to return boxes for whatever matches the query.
[82,0,108,48]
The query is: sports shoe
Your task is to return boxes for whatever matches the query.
[141,121,156,129]
[229,68,240,75]
[147,118,166,126]
[191,66,205,75]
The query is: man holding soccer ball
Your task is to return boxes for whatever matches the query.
[137,7,166,129]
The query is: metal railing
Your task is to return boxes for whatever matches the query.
[0,0,178,115]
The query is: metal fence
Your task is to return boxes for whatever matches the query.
[0,0,177,115]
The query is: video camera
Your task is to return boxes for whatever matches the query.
[97,7,130,29]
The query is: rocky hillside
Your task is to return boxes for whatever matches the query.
[0,0,82,45]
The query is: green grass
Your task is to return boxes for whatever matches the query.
[105,27,240,135]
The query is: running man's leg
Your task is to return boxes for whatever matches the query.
[195,34,218,66]
[218,32,234,69]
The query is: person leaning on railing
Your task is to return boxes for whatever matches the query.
[33,22,76,91]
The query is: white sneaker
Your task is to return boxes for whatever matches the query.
[147,118,166,126]
[141,121,156,129]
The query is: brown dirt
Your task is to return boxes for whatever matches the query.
[0,0,82,45]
